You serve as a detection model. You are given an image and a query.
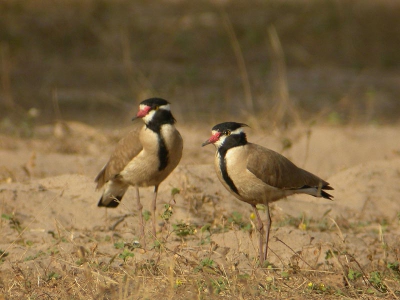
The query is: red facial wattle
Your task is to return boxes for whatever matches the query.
[202,132,221,147]
[136,106,152,118]
[209,132,221,144]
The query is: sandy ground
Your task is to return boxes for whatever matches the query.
[1,121,400,298]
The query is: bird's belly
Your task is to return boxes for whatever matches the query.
[119,152,164,187]
[119,145,181,187]
[230,171,295,205]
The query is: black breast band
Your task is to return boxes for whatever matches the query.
[218,150,239,195]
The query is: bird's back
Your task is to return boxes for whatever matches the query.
[214,142,333,205]
[246,143,330,190]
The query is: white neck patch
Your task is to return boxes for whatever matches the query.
[141,103,171,124]
[213,127,245,148]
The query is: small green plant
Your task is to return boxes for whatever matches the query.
[262,260,275,269]
[25,250,46,261]
[46,271,61,281]
[194,258,215,273]
[201,223,211,233]
[142,210,151,222]
[281,271,290,279]
[172,222,196,238]
[277,215,301,228]
[239,273,250,280]
[48,248,59,255]
[114,241,125,249]
[325,249,338,260]
[210,277,229,295]
[316,217,330,231]
[119,249,134,262]
[171,187,180,196]
[200,223,212,245]
[369,271,387,292]
[347,269,362,281]
[2,213,23,233]
[387,261,400,273]
[114,241,141,250]
[279,213,332,231]
[152,239,162,250]
[227,211,251,231]
[334,289,345,296]
[47,230,68,242]
[307,282,329,294]
[161,204,173,221]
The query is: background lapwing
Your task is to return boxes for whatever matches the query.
[95,98,183,246]
[202,121,333,265]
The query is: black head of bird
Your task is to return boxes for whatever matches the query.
[202,122,249,148]
[133,97,176,130]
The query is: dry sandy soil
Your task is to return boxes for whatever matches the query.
[1,121,400,299]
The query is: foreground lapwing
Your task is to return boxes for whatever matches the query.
[202,122,333,265]
[95,98,183,246]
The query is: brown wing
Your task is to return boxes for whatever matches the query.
[95,127,143,189]
[246,143,331,190]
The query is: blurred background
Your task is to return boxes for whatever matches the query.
[0,0,399,133]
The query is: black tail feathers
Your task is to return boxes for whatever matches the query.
[98,195,123,208]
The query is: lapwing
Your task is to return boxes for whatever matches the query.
[202,122,333,264]
[95,98,183,246]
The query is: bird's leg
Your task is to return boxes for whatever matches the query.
[135,185,146,248]
[264,204,272,262]
[252,205,265,265]
[151,185,159,238]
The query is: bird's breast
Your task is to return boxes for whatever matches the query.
[160,124,183,170]
[119,124,182,187]
[215,146,247,198]
[160,125,183,155]
[139,126,160,153]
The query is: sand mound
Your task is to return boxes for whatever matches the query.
[1,174,104,234]
[275,159,400,222]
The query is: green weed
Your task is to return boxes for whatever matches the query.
[142,210,151,222]
[172,222,196,238]
[369,271,387,292]
[347,268,362,281]
[24,250,46,261]
[161,204,173,221]
[227,211,251,231]
[118,249,134,263]
[2,213,23,233]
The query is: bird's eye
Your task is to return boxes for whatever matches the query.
[154,105,159,110]
[224,130,231,136]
